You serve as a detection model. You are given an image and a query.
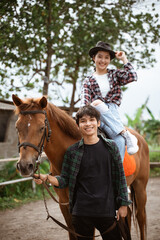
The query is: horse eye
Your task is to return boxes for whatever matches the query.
[40,127,44,132]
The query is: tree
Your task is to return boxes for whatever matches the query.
[0,0,160,114]
[125,96,160,145]
[125,97,150,133]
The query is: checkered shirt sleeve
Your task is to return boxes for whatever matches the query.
[80,62,137,106]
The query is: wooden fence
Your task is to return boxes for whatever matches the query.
[0,153,160,188]
[0,153,48,192]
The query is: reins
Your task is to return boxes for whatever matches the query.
[18,109,117,238]
[40,176,117,238]
[34,163,117,238]
[18,109,69,206]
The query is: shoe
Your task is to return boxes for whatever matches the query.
[121,130,139,155]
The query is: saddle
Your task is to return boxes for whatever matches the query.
[123,147,136,177]
[98,129,136,177]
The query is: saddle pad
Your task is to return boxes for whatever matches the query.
[123,148,136,177]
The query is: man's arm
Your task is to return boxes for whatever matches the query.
[34,173,59,186]
[34,147,72,188]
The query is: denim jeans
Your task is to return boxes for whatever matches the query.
[94,103,125,161]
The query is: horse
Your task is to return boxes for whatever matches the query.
[12,94,150,240]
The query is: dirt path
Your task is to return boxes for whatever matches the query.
[0,177,160,240]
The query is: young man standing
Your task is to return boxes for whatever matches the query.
[34,105,131,240]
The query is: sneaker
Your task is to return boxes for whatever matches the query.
[121,130,139,155]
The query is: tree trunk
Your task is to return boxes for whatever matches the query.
[68,59,80,115]
[43,0,52,96]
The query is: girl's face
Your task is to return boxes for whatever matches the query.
[93,51,111,72]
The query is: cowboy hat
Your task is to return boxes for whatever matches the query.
[89,41,115,60]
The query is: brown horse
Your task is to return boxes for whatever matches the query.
[12,94,150,240]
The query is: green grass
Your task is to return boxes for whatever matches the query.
[149,151,160,162]
[0,160,54,210]
[149,148,160,177]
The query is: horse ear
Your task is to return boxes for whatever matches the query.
[39,96,47,109]
[12,94,23,106]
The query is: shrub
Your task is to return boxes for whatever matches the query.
[0,159,52,210]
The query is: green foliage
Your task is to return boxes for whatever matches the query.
[0,159,52,210]
[125,97,160,145]
[150,168,160,177]
[125,97,149,133]
[144,119,160,142]
[149,151,160,162]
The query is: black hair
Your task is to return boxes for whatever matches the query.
[92,50,111,62]
[75,105,100,126]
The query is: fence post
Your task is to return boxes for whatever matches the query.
[32,179,36,193]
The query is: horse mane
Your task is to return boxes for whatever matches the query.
[14,97,81,140]
[47,102,81,140]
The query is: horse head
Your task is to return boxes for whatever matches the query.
[12,94,51,177]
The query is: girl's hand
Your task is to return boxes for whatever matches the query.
[33,174,48,185]
[115,51,128,64]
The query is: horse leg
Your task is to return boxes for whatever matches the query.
[132,180,147,240]
[59,204,77,240]
[127,206,132,231]
[53,187,77,240]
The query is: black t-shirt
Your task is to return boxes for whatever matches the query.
[72,138,115,217]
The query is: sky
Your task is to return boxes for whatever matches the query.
[119,1,160,123]
[3,0,160,124]
[48,0,160,123]
[119,45,160,123]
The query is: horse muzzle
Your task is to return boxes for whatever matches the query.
[17,158,36,177]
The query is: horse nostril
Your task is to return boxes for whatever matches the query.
[17,162,20,171]
[28,163,33,171]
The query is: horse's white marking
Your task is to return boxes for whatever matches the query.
[27,115,32,127]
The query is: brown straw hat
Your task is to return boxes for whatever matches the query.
[89,41,115,60]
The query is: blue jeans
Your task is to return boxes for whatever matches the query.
[94,103,125,161]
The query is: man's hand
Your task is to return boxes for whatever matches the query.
[33,174,48,185]
[117,206,127,221]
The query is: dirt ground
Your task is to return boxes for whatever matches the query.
[0,177,160,240]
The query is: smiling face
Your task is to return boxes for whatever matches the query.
[93,51,111,73]
[78,115,100,138]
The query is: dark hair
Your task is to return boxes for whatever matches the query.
[75,105,100,126]
[92,50,111,62]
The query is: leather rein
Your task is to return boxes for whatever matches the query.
[18,109,117,238]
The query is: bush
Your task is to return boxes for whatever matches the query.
[149,151,160,162]
[0,159,53,210]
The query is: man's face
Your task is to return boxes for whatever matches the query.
[78,115,100,137]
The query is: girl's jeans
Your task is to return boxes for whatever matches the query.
[94,102,125,161]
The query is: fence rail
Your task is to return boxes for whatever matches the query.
[0,153,47,191]
[0,153,160,187]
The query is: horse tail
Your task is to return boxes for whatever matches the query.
[130,185,138,232]
[130,185,147,237]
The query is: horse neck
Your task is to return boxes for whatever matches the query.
[44,121,80,174]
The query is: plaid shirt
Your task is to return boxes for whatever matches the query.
[81,62,137,106]
[55,134,131,213]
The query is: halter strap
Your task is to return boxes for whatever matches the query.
[18,110,52,155]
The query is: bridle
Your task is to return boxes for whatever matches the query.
[17,109,119,238]
[18,110,52,168]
